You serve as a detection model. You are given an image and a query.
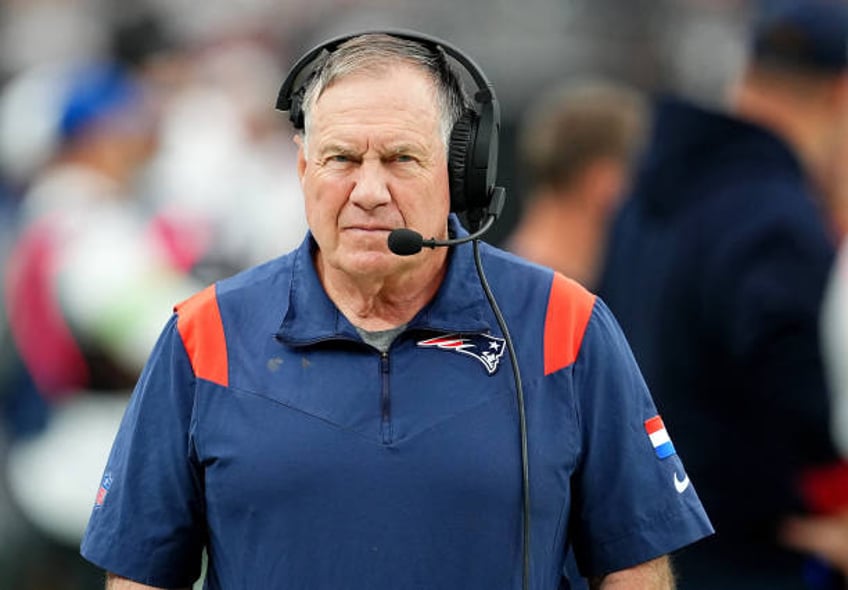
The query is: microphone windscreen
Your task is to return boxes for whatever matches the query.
[388,228,424,256]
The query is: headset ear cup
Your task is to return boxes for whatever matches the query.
[289,91,305,130]
[448,110,476,213]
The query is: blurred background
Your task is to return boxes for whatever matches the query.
[0,0,754,588]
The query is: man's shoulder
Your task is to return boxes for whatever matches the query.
[479,243,599,374]
[171,251,299,385]
[541,272,598,376]
[479,241,559,282]
[219,250,298,297]
[483,242,595,296]
[701,173,833,263]
[175,250,298,325]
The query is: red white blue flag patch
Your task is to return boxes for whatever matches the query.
[417,333,506,374]
[645,416,676,459]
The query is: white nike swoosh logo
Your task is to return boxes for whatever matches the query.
[674,472,690,494]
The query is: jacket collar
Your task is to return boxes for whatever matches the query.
[276,215,491,346]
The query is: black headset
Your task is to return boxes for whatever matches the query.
[275,29,501,229]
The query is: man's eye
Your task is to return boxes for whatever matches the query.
[330,155,350,163]
[393,154,415,163]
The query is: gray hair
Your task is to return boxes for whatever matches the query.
[299,33,469,150]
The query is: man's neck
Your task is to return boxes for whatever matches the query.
[315,250,448,331]
[510,196,606,288]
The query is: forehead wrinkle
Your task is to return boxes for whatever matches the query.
[306,67,445,157]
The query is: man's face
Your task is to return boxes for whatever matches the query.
[296,63,451,281]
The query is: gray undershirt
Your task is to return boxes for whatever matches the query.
[356,324,407,353]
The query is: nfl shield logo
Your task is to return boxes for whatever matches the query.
[95,472,113,508]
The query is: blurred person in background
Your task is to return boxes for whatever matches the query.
[2,59,203,589]
[0,8,310,587]
[508,78,648,291]
[792,42,848,576]
[599,1,848,588]
[507,77,649,590]
[142,31,308,282]
[0,170,35,587]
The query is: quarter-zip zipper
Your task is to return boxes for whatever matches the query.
[379,351,392,444]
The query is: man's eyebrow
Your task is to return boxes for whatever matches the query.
[383,143,427,156]
[317,143,360,157]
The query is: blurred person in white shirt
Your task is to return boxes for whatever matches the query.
[2,62,203,583]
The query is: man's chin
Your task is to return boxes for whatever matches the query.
[338,250,406,278]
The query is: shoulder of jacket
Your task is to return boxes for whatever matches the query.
[543,272,597,376]
[174,284,228,386]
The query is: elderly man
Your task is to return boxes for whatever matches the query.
[80,32,711,590]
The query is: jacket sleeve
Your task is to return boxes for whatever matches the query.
[80,314,206,588]
[569,299,713,576]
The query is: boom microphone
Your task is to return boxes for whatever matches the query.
[387,187,505,256]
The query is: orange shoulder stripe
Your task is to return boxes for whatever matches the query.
[175,284,228,387]
[543,273,597,376]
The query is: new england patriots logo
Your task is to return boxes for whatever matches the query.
[417,333,506,375]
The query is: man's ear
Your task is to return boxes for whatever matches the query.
[294,134,306,183]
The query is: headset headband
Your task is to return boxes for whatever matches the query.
[275,29,498,119]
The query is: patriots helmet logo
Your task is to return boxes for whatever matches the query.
[417,333,506,374]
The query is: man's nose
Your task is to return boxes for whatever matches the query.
[349,160,391,210]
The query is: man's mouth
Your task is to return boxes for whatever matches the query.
[344,226,394,233]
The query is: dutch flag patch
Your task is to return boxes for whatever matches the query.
[645,415,676,459]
